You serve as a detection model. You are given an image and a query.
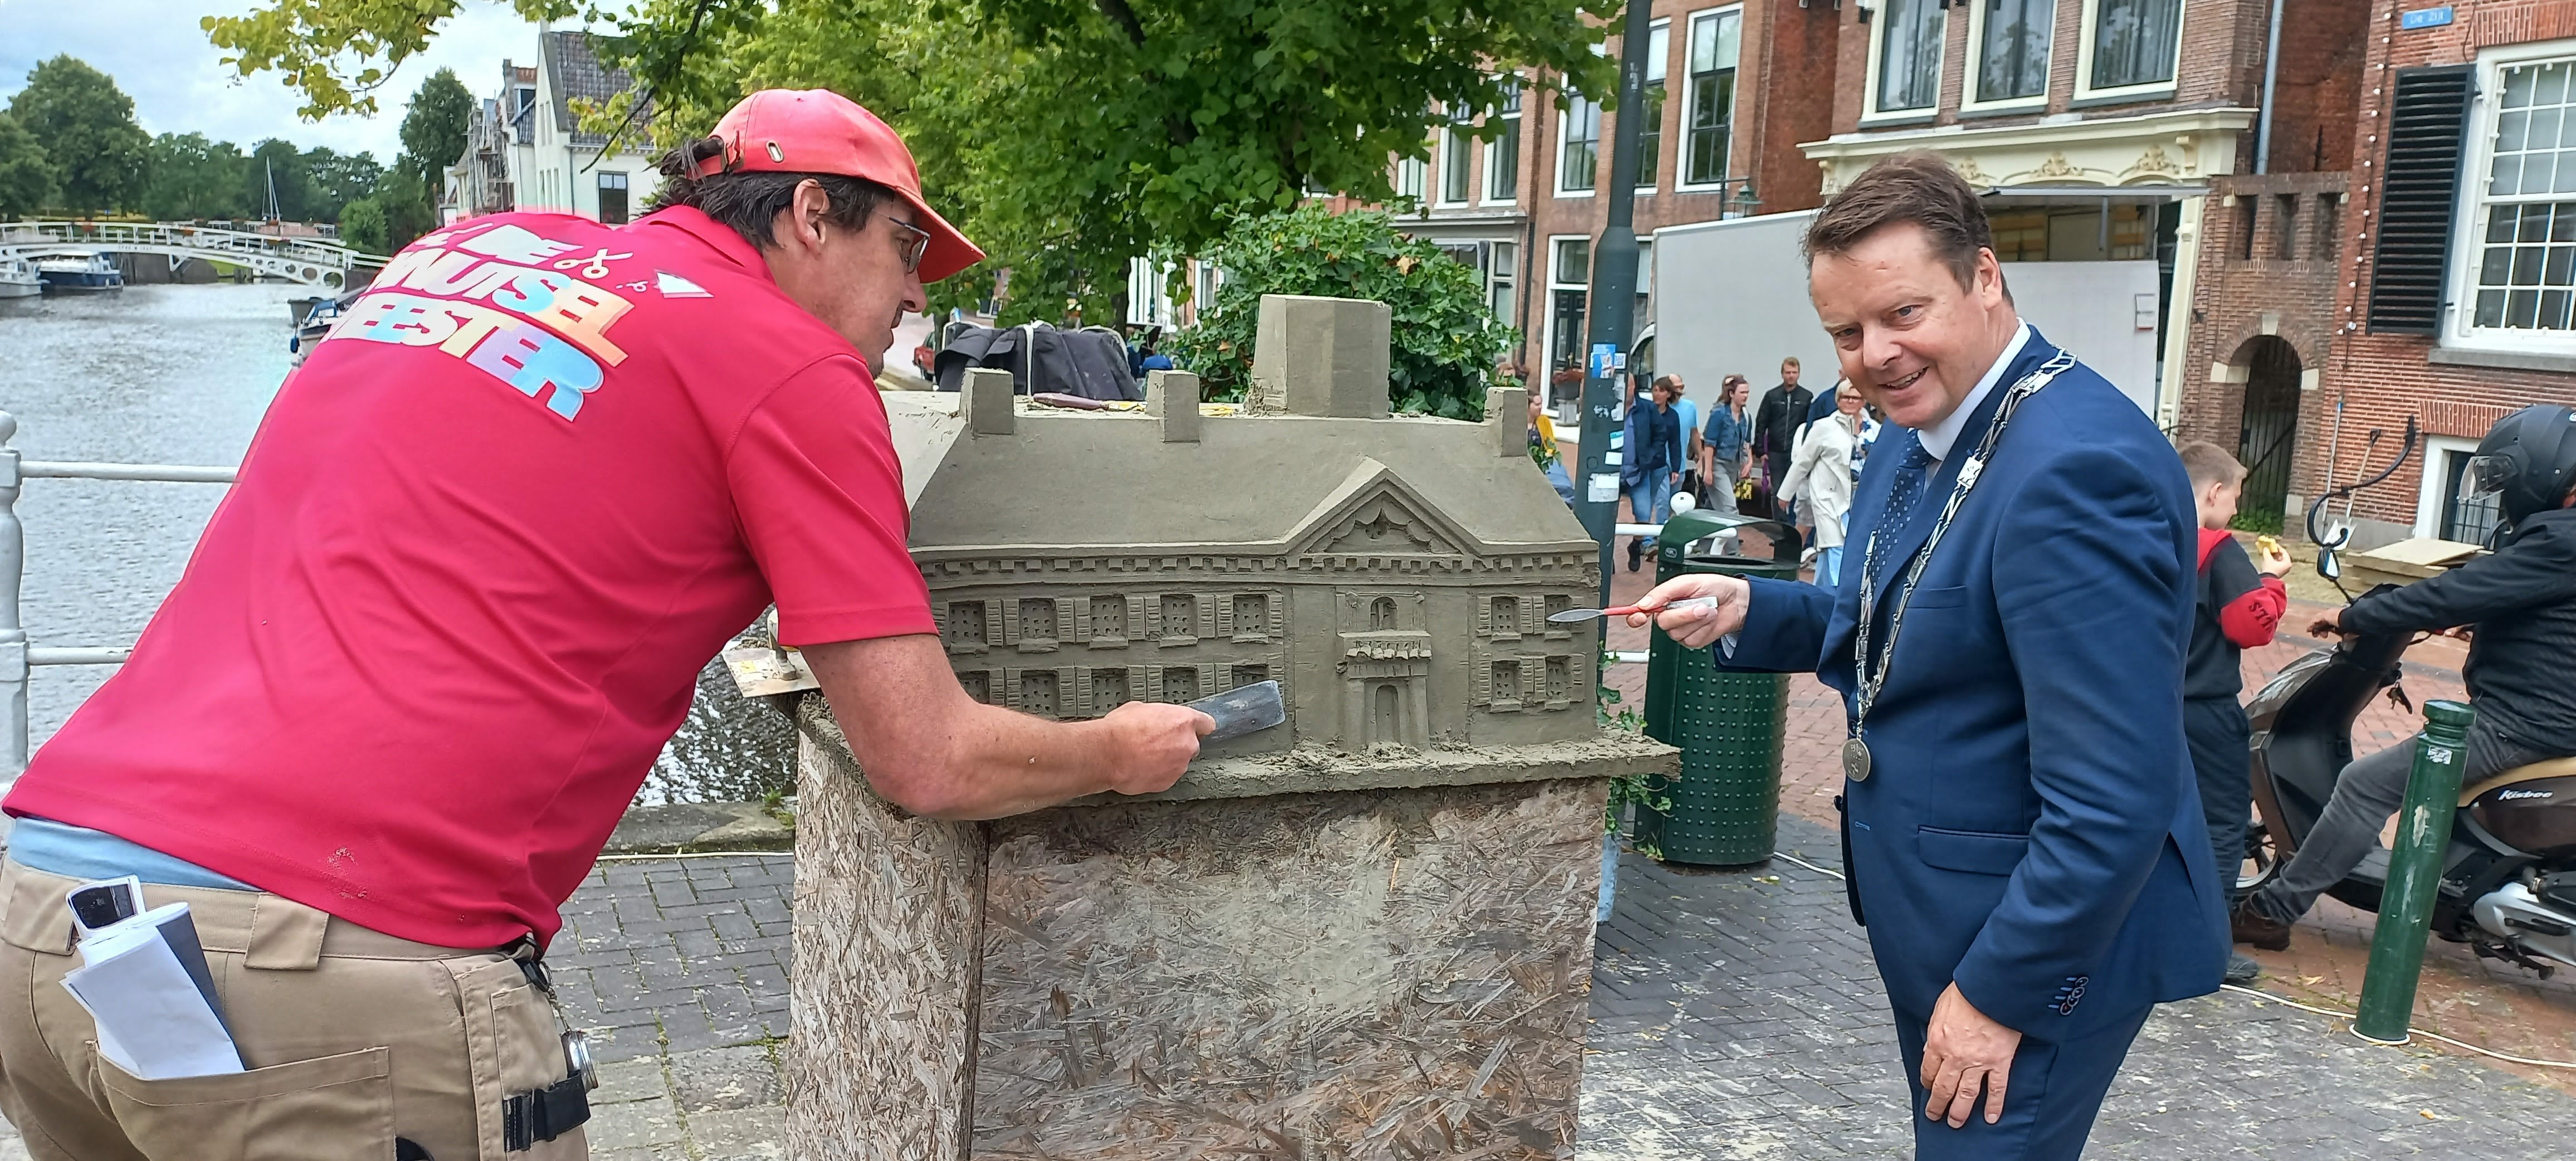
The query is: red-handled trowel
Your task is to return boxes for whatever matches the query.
[1184,680,1286,744]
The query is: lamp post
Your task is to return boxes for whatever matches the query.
[1571,0,1663,611]
[1725,178,1762,219]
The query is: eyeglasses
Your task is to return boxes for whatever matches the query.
[872,209,931,274]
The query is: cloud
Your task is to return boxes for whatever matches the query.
[0,1,571,163]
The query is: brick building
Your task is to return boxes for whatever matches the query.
[1370,0,2373,416]
[2178,0,2576,546]
[1378,0,1842,399]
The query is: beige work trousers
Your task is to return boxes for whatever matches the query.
[0,858,587,1160]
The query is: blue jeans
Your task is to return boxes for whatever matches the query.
[1626,475,1674,548]
[1544,459,1575,505]
[1816,544,1843,594]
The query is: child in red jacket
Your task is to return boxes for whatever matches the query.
[2178,442,2292,983]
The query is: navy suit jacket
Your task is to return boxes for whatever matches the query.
[1722,329,2227,1037]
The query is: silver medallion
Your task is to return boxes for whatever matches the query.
[1842,737,1872,783]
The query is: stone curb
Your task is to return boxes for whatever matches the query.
[603,801,793,855]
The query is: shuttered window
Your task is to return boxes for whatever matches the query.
[2367,65,2477,334]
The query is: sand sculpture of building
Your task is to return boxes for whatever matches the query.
[787,294,1676,1158]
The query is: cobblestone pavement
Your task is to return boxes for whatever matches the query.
[561,823,2576,1159]
[1601,529,2576,1082]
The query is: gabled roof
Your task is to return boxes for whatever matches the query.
[899,406,1593,562]
[540,30,650,151]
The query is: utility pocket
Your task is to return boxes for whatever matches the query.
[1915,826,2031,876]
[97,1044,391,1160]
[446,955,586,1157]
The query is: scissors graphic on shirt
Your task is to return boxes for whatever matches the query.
[553,248,633,280]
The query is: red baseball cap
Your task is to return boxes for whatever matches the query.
[698,89,985,282]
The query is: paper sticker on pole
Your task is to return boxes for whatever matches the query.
[1587,473,1622,503]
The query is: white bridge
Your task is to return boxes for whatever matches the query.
[0,219,385,287]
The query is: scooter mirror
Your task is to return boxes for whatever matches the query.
[2318,546,2341,581]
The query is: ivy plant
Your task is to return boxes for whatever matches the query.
[1165,203,1519,419]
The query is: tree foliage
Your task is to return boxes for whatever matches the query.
[397,67,475,186]
[338,195,389,253]
[202,0,580,119]
[304,147,385,221]
[0,113,59,219]
[199,0,1618,324]
[1166,203,1515,419]
[144,133,251,220]
[7,56,150,214]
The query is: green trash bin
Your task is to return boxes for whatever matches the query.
[1631,509,1803,867]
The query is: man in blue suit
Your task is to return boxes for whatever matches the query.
[1634,152,2226,1159]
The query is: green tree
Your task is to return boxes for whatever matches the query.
[304,147,384,221]
[373,166,438,252]
[143,133,251,220]
[201,0,1617,323]
[395,68,475,188]
[241,138,316,221]
[339,195,389,253]
[1166,203,1516,418]
[6,56,150,214]
[0,112,58,219]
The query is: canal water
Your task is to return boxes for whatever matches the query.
[0,283,793,803]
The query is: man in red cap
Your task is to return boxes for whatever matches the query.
[0,89,1207,1159]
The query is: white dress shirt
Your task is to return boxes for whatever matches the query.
[1914,321,2030,464]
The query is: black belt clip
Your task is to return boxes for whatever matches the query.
[505,935,553,996]
[502,1075,591,1152]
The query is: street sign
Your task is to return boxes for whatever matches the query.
[2401,6,2452,29]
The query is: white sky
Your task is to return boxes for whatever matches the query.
[0,1,618,163]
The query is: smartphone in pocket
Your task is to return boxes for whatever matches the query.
[67,875,144,936]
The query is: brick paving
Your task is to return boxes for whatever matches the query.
[1601,527,2576,1090]
[557,822,2576,1160]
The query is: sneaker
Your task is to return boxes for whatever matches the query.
[2224,953,2261,984]
[1627,539,1644,572]
[2231,900,2292,952]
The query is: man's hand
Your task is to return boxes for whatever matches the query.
[2308,606,2345,637]
[1668,470,1682,487]
[1921,983,2022,1128]
[1624,574,1750,649]
[1097,702,1212,796]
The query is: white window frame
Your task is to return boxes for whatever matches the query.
[1633,18,1671,194]
[1862,0,1948,126]
[1438,121,1476,207]
[2075,0,2185,104]
[1484,78,1524,206]
[1960,0,2055,115]
[1677,5,1745,192]
[2414,435,2485,539]
[2443,39,2576,357]
[1546,235,1592,384]
[1558,97,1602,198]
[1127,257,1178,327]
[1395,148,1428,203]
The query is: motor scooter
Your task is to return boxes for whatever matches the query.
[2243,419,2576,975]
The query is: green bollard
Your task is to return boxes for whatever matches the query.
[2351,699,2475,1045]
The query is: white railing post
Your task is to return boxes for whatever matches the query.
[0,411,26,779]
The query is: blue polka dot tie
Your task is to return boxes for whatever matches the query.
[1875,440,1937,570]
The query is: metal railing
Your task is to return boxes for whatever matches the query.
[0,220,385,287]
[0,410,236,777]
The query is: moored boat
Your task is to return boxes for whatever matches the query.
[36,253,124,293]
[0,256,38,299]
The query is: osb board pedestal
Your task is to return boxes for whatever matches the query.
[786,696,1669,1159]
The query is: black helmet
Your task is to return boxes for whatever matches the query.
[2468,403,2576,526]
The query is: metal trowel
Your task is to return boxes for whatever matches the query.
[1184,680,1286,743]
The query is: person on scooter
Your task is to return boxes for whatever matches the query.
[2176,442,2291,980]
[2235,404,2576,950]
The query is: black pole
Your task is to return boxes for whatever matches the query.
[1572,0,1658,614]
